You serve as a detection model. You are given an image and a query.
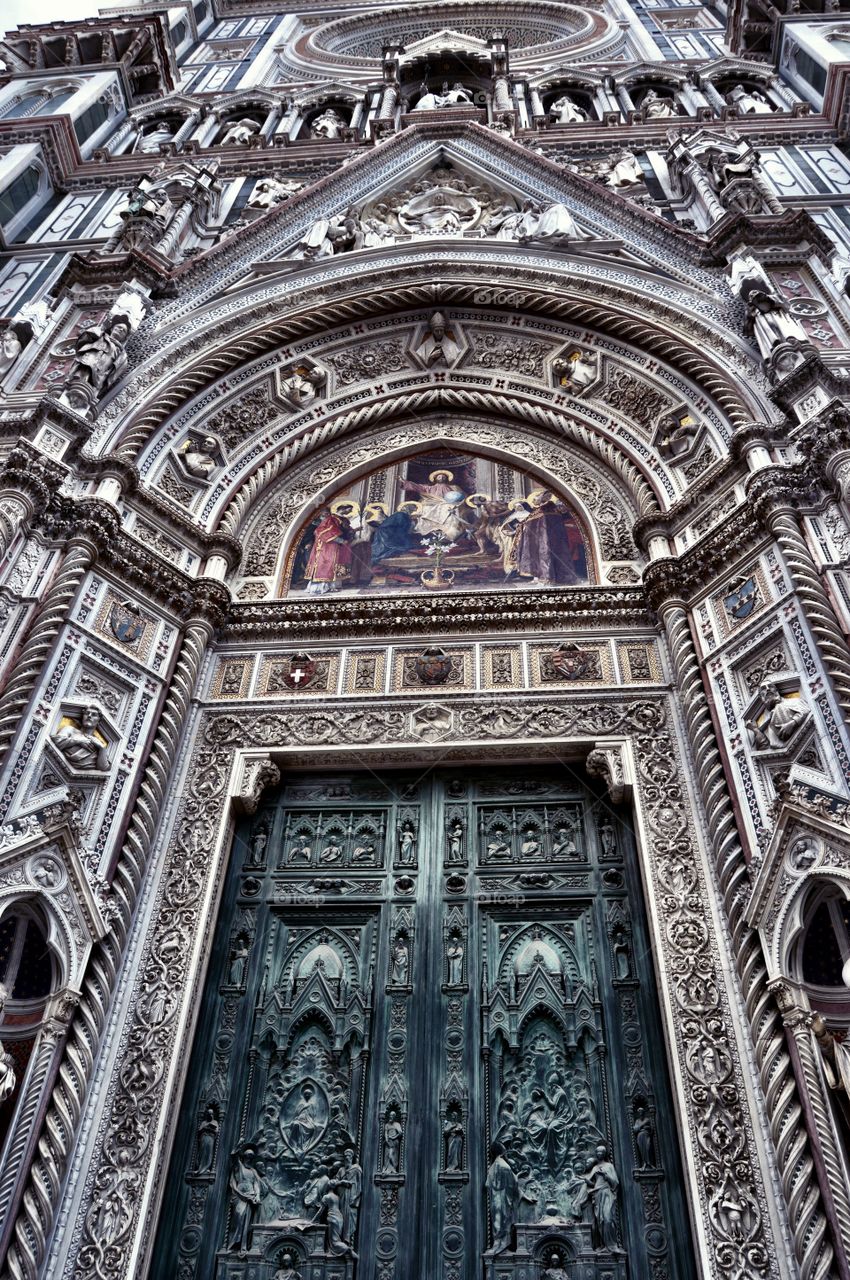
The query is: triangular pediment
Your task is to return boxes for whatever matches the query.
[400,27,490,60]
[182,123,711,309]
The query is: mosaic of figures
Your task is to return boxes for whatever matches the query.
[153,771,694,1280]
[285,450,591,599]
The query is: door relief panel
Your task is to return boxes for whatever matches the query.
[153,771,695,1280]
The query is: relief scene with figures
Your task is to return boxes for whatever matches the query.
[285,450,591,597]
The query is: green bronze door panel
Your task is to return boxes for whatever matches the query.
[152,768,696,1280]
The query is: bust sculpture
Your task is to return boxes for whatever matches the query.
[52,706,110,771]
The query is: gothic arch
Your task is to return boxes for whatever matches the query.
[96,249,770,463]
[233,415,639,593]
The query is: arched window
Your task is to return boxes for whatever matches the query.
[0,905,57,1148]
[794,884,850,1013]
[0,93,46,120]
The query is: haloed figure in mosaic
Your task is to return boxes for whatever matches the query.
[287,450,589,597]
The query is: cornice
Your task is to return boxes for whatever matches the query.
[643,503,767,609]
[222,585,655,642]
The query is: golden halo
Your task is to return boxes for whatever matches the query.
[364,501,388,518]
[331,497,360,516]
[397,500,422,516]
[465,492,491,508]
[527,487,554,505]
[508,497,531,511]
[429,469,454,483]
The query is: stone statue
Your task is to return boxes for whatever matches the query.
[247,177,302,209]
[391,934,410,984]
[414,81,474,111]
[550,94,587,124]
[728,257,807,360]
[587,1144,619,1250]
[486,1143,517,1252]
[447,933,464,985]
[52,706,110,771]
[315,1184,357,1257]
[414,313,462,368]
[273,1251,302,1280]
[0,1043,16,1104]
[0,326,23,385]
[179,435,219,479]
[228,1149,262,1252]
[135,121,174,153]
[607,149,644,188]
[642,89,678,118]
[248,827,268,866]
[310,108,348,140]
[657,412,698,459]
[746,683,809,749]
[294,213,357,260]
[789,839,818,871]
[196,1104,219,1173]
[553,349,597,390]
[447,822,464,863]
[612,926,631,980]
[726,84,773,114]
[55,316,130,401]
[633,1106,656,1168]
[445,1115,464,1170]
[220,118,261,146]
[382,1108,403,1172]
[281,365,326,406]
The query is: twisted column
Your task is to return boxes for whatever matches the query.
[0,610,218,1280]
[765,506,850,720]
[0,495,33,561]
[659,598,834,1280]
[0,540,95,771]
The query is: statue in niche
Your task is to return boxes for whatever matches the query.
[135,120,174,153]
[550,94,587,124]
[414,312,462,368]
[336,1148,362,1243]
[553,823,578,857]
[293,212,357,260]
[587,1144,619,1249]
[179,434,219,479]
[414,81,474,111]
[247,826,268,867]
[542,1251,570,1279]
[553,348,597,391]
[54,316,130,402]
[726,84,773,114]
[281,364,326,406]
[598,817,616,858]
[486,1142,518,1252]
[444,1110,464,1171]
[657,411,698,459]
[220,118,260,146]
[319,840,343,863]
[0,326,23,384]
[642,89,678,118]
[447,821,464,863]
[382,1107,403,1172]
[228,1148,262,1252]
[52,705,110,771]
[286,834,313,864]
[447,932,464,985]
[789,839,818,871]
[746,683,810,749]
[390,933,410,985]
[196,1104,219,1173]
[273,1252,302,1280]
[633,1106,656,1168]
[398,821,417,865]
[310,108,348,140]
[611,926,632,980]
[228,935,250,986]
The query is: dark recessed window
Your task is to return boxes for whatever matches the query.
[0,166,40,227]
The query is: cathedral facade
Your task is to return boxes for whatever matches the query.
[2,1,850,1277]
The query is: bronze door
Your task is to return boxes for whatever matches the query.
[153,768,695,1280]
